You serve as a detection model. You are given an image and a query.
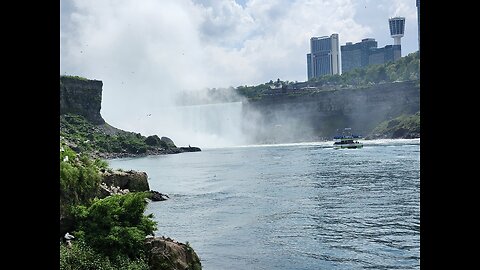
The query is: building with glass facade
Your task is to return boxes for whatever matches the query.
[340,39,401,73]
[340,38,377,73]
[307,34,340,80]
[340,16,404,73]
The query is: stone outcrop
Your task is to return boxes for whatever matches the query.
[178,146,201,152]
[101,169,149,192]
[60,76,201,159]
[145,236,202,270]
[148,191,170,201]
[60,76,105,124]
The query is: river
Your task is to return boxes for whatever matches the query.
[108,139,420,269]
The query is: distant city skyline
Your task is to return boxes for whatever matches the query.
[337,16,404,74]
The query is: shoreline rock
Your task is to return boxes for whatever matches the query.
[101,169,149,192]
[145,236,202,270]
[147,190,170,201]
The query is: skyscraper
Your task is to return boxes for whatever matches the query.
[307,34,340,80]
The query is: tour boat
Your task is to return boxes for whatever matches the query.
[333,128,363,149]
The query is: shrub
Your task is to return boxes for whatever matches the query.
[60,144,103,206]
[73,192,157,259]
[60,240,149,270]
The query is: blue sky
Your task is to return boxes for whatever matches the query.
[60,0,419,139]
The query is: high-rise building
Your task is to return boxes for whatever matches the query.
[307,34,340,80]
[340,38,377,73]
[341,39,401,73]
[340,17,404,73]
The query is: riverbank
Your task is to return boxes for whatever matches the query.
[94,146,202,160]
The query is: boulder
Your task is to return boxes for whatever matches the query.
[145,236,202,270]
[101,169,149,192]
[148,190,169,201]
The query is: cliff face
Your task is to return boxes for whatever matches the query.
[60,76,105,124]
[242,81,419,142]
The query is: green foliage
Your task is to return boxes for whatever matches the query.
[73,192,157,259]
[144,135,162,146]
[312,51,419,87]
[235,83,271,99]
[60,114,167,157]
[60,240,149,270]
[60,143,103,207]
[369,112,420,138]
[60,143,158,268]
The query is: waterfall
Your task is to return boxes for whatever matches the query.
[133,102,247,148]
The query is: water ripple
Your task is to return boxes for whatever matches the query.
[109,140,420,270]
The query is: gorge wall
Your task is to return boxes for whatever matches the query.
[60,76,105,124]
[241,80,419,142]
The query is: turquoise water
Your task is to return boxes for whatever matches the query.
[109,139,420,269]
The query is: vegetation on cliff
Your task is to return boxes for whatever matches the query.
[60,139,202,270]
[60,142,107,208]
[234,51,419,100]
[72,193,157,258]
[366,112,420,139]
[60,113,180,159]
[60,141,157,269]
[308,51,419,87]
[60,241,149,270]
[60,76,202,269]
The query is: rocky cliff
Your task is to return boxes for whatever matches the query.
[59,76,201,158]
[60,76,105,125]
[242,80,419,142]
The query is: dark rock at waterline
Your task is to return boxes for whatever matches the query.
[163,146,201,155]
[145,236,202,270]
[179,146,201,152]
[148,190,170,201]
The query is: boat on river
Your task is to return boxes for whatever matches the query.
[333,128,363,149]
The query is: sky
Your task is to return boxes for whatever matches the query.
[60,0,419,146]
